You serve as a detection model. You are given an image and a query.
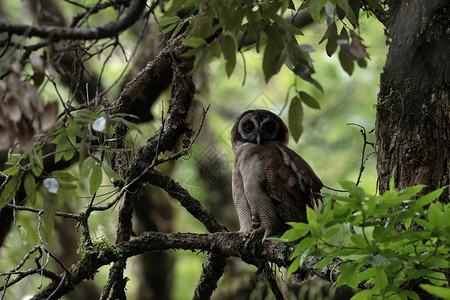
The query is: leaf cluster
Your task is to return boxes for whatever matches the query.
[276,182,449,299]
[160,0,381,143]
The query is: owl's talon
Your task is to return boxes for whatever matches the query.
[251,215,261,230]
[249,227,265,242]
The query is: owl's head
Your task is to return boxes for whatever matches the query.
[231,109,289,146]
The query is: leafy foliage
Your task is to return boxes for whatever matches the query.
[163,0,379,138]
[277,182,449,299]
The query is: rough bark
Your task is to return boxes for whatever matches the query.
[376,0,449,202]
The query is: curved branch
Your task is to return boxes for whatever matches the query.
[0,0,146,40]
[30,231,340,300]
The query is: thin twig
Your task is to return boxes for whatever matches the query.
[7,204,81,220]
[347,123,375,186]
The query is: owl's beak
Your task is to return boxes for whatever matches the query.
[256,134,261,145]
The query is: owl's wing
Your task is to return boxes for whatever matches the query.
[260,143,323,224]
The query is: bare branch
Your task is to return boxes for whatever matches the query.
[7,204,81,220]
[30,231,340,299]
[0,0,147,41]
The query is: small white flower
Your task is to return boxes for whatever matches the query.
[43,178,58,194]
[92,117,106,132]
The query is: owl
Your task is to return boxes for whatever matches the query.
[230,109,323,239]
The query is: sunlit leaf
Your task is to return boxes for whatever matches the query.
[288,257,300,274]
[313,258,333,269]
[5,154,21,166]
[350,290,374,300]
[2,166,19,176]
[374,268,388,289]
[420,284,450,300]
[414,188,443,207]
[90,164,103,195]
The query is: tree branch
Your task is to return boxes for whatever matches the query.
[30,231,341,299]
[0,0,147,40]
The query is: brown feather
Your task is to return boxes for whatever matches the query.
[259,142,322,228]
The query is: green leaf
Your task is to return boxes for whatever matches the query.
[414,188,443,207]
[336,262,359,288]
[43,193,57,239]
[5,154,21,165]
[308,0,323,22]
[398,291,420,300]
[420,284,450,300]
[288,257,300,274]
[0,174,20,208]
[374,268,388,290]
[280,226,309,242]
[288,96,303,142]
[263,24,285,82]
[296,237,316,252]
[350,290,374,300]
[339,48,354,75]
[159,16,181,26]
[351,234,368,248]
[2,166,19,176]
[398,184,426,200]
[323,227,341,239]
[314,258,333,269]
[58,185,73,202]
[52,171,78,182]
[332,0,358,26]
[24,173,37,204]
[221,34,237,77]
[80,157,94,179]
[102,162,123,181]
[306,206,317,223]
[299,247,310,267]
[325,23,338,56]
[55,135,68,163]
[89,164,103,195]
[183,37,207,48]
[358,267,376,281]
[187,45,209,73]
[162,22,179,34]
[427,203,442,228]
[299,91,320,109]
[33,149,44,176]
[58,182,77,190]
[170,22,185,40]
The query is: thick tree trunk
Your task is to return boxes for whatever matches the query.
[376,0,449,202]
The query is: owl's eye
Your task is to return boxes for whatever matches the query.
[261,121,275,133]
[243,121,255,133]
